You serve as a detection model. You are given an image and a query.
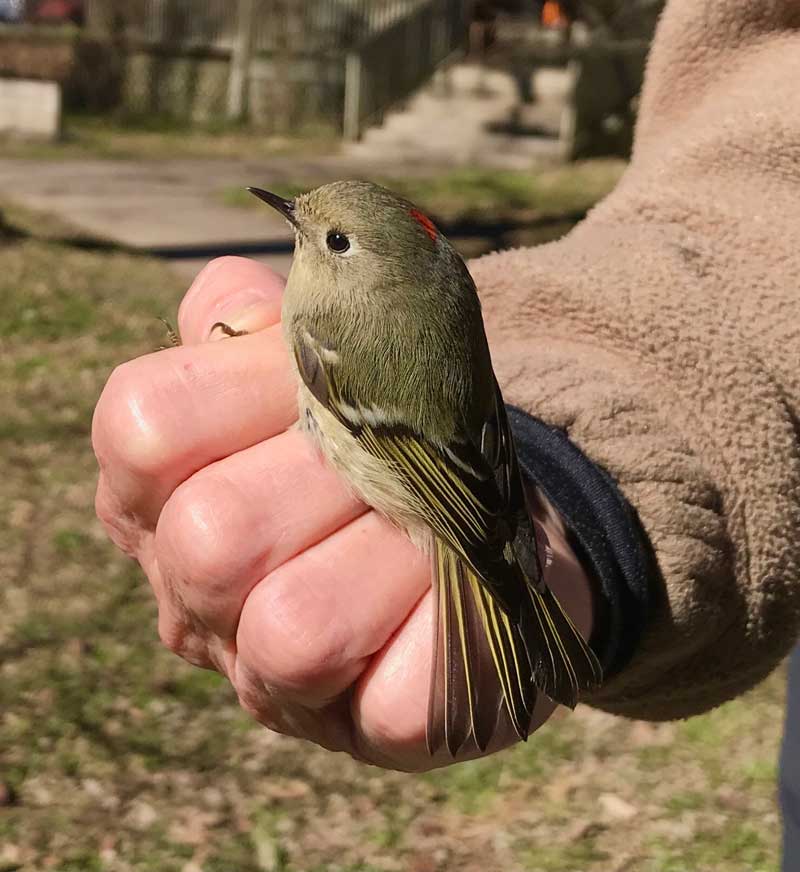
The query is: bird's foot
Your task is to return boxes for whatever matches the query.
[158,318,182,349]
[210,321,250,339]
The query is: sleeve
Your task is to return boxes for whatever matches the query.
[469,0,800,720]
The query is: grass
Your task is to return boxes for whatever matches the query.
[0,192,786,871]
[219,161,627,224]
[646,824,776,872]
[0,113,340,161]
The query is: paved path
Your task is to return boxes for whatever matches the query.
[0,155,415,279]
[0,152,482,279]
[0,63,568,280]
[349,64,568,169]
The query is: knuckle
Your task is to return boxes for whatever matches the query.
[93,358,172,481]
[94,479,139,556]
[94,478,116,528]
[234,677,285,733]
[157,607,213,669]
[157,611,186,656]
[239,570,352,693]
[155,470,279,642]
[365,694,426,750]
[156,473,240,597]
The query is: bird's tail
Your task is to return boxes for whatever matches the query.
[427,540,601,757]
[522,580,602,711]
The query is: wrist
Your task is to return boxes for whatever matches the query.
[506,405,656,681]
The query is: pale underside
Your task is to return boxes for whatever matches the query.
[296,383,433,552]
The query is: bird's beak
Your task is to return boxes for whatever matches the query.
[247,187,298,228]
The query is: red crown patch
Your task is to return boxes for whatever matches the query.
[409,208,438,242]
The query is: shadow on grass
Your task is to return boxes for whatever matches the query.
[3,206,588,263]
[1,209,132,255]
[139,210,589,262]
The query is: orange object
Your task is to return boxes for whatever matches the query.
[542,0,568,28]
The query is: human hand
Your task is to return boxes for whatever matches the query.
[92,256,595,771]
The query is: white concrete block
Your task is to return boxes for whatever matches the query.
[0,78,61,140]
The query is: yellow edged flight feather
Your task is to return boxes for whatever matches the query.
[291,330,602,756]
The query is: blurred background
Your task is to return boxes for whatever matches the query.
[0,2,785,870]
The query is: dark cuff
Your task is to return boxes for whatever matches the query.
[507,405,656,678]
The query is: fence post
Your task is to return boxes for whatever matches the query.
[227,0,256,121]
[343,51,363,141]
[84,0,112,36]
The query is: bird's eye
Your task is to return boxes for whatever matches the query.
[326,231,350,254]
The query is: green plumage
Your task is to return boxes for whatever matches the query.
[251,180,602,756]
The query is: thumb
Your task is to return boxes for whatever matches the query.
[177,256,286,345]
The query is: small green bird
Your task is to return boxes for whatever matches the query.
[247,181,601,756]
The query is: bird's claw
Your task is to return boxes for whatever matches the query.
[210,321,250,339]
[158,317,182,349]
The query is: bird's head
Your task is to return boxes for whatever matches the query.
[248,180,452,303]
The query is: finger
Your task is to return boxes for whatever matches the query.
[130,536,228,674]
[96,473,194,661]
[232,668,355,753]
[178,256,286,344]
[155,427,367,640]
[351,594,557,772]
[95,471,143,558]
[235,512,430,709]
[350,589,434,765]
[92,326,297,528]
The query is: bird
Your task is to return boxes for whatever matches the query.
[241,180,602,756]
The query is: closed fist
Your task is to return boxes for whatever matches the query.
[92,256,589,771]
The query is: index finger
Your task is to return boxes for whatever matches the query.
[178,256,286,344]
[92,258,295,527]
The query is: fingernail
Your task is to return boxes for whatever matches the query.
[179,257,286,345]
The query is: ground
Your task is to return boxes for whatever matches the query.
[0,175,786,871]
[0,148,625,282]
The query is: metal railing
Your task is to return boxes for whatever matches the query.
[85,0,428,51]
[75,0,467,135]
[343,0,468,140]
[251,0,429,53]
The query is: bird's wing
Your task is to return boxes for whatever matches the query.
[292,329,601,754]
[292,327,523,614]
[428,537,537,755]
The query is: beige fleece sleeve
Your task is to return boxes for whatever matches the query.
[470,0,800,720]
